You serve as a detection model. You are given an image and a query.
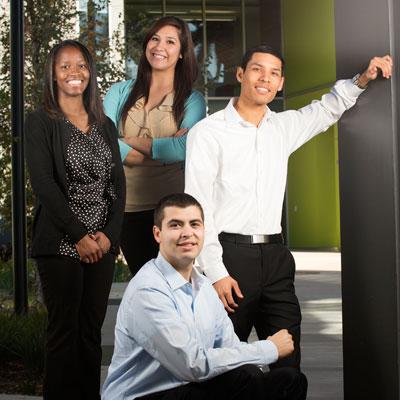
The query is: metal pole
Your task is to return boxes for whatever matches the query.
[201,0,208,102]
[10,0,28,315]
[241,0,246,54]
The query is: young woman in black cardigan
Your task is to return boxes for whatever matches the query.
[25,40,125,400]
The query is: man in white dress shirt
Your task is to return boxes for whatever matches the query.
[185,45,392,369]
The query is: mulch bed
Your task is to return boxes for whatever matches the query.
[0,360,43,396]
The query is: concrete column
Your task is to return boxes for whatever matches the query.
[335,0,400,398]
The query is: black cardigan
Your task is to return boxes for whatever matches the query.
[25,109,126,257]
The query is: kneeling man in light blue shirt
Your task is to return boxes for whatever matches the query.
[102,193,307,400]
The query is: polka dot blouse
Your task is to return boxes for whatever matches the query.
[59,119,116,259]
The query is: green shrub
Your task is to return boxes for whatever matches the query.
[0,259,39,301]
[113,258,131,282]
[0,307,46,374]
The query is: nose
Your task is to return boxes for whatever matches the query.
[70,64,81,75]
[259,73,270,83]
[181,224,194,238]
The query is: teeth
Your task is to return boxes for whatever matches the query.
[255,87,269,93]
[153,53,166,59]
[68,80,82,85]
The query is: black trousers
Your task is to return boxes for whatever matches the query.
[36,254,115,400]
[120,210,159,276]
[220,238,302,369]
[138,365,307,400]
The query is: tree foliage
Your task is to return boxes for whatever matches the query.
[0,0,125,238]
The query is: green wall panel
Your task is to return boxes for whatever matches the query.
[286,90,340,248]
[282,0,340,248]
[282,0,336,95]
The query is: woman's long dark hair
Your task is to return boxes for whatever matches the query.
[120,16,198,129]
[43,40,105,125]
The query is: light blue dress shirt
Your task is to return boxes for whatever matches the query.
[102,253,279,400]
[103,79,206,163]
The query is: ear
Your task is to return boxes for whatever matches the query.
[153,225,161,244]
[278,76,285,92]
[236,66,244,83]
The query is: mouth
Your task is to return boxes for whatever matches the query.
[151,52,167,60]
[67,79,84,86]
[177,241,197,250]
[255,86,271,95]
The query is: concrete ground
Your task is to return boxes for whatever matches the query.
[1,251,342,400]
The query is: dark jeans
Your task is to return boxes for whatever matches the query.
[220,239,302,369]
[120,210,159,276]
[36,254,115,400]
[138,365,307,400]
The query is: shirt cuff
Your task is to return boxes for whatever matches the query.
[119,139,132,162]
[203,263,230,284]
[255,340,279,366]
[340,78,366,98]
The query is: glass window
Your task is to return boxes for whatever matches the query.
[79,0,109,46]
[124,1,162,78]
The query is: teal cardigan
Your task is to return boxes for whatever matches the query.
[103,79,206,163]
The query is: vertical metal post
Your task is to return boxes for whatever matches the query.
[241,0,246,54]
[162,0,166,16]
[10,0,28,315]
[201,0,208,102]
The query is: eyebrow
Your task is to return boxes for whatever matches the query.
[167,219,183,225]
[153,33,177,40]
[166,218,203,225]
[250,62,281,72]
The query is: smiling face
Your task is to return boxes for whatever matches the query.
[153,205,204,270]
[145,25,182,72]
[237,52,284,107]
[54,46,90,100]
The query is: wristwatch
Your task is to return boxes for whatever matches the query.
[352,73,368,89]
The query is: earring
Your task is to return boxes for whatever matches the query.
[179,54,183,59]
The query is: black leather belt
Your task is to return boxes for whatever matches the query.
[219,232,283,245]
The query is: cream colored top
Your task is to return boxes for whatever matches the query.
[123,93,184,212]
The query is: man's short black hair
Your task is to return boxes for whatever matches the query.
[241,45,285,75]
[154,193,204,228]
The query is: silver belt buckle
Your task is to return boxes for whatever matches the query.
[251,234,267,244]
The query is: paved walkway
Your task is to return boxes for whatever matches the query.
[1,252,342,399]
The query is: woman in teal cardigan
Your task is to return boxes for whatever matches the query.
[104,16,206,275]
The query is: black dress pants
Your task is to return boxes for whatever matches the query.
[120,210,159,276]
[36,254,115,400]
[220,238,302,369]
[138,365,307,400]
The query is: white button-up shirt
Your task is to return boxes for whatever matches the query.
[185,79,364,283]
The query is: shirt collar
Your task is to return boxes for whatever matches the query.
[154,252,204,292]
[224,97,273,127]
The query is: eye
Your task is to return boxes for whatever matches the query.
[79,64,88,70]
[151,36,159,42]
[167,39,176,45]
[252,67,260,72]
[60,65,69,70]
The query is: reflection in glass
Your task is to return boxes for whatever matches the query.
[124,1,161,78]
